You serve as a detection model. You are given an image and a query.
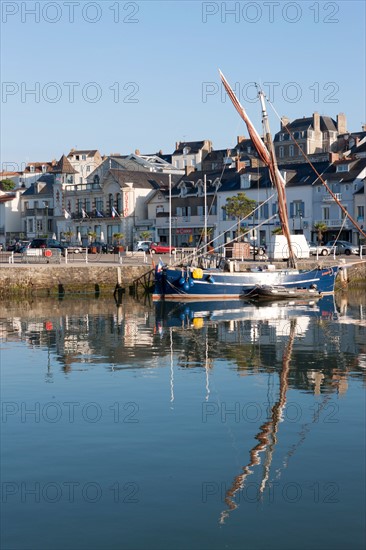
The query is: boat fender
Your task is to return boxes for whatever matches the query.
[207,275,215,283]
[192,268,203,279]
[178,276,186,286]
[183,282,190,291]
[189,279,195,287]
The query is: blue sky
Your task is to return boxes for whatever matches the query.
[1,0,365,169]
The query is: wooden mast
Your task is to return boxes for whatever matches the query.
[219,70,297,268]
[258,91,297,268]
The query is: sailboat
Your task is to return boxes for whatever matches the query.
[153,71,364,301]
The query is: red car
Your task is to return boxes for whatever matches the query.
[150,242,176,254]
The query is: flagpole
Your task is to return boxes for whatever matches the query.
[169,174,172,261]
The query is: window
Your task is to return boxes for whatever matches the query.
[357,206,364,220]
[279,146,284,158]
[289,145,294,157]
[336,164,349,172]
[323,207,330,220]
[191,158,196,167]
[317,186,321,193]
[353,183,358,191]
[95,198,103,211]
[75,155,80,161]
[79,177,83,184]
[77,199,83,213]
[279,134,284,141]
[85,199,90,213]
[28,219,33,232]
[30,165,35,173]
[86,165,91,173]
[240,174,251,189]
[82,155,87,161]
[298,144,303,156]
[290,201,305,217]
[42,165,46,173]
[116,193,122,213]
[197,205,204,218]
[36,220,43,232]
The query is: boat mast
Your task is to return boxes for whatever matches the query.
[258,91,297,269]
[219,70,297,269]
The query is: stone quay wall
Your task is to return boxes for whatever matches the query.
[0,265,151,297]
[0,261,365,297]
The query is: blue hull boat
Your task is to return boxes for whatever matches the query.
[153,264,340,301]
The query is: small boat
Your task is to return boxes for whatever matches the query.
[243,284,323,301]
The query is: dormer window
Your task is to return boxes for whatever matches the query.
[42,165,46,173]
[279,134,284,142]
[30,165,35,173]
[180,183,187,197]
[240,174,251,189]
[82,155,87,161]
[183,147,190,155]
[336,164,349,172]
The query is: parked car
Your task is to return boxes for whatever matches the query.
[29,238,67,255]
[135,241,152,252]
[325,240,359,255]
[88,241,114,254]
[308,241,332,256]
[150,242,176,254]
[64,242,83,254]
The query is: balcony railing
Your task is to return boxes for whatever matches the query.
[24,208,54,216]
[323,193,342,202]
[314,218,350,228]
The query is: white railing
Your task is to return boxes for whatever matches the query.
[323,193,342,202]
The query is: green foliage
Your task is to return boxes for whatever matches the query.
[314,222,328,242]
[88,231,97,241]
[139,231,151,240]
[113,232,124,244]
[64,231,74,242]
[272,226,283,235]
[0,178,15,191]
[222,192,256,239]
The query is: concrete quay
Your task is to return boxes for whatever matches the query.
[0,257,365,297]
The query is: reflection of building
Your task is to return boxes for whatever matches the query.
[0,295,365,394]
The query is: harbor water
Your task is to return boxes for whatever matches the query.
[1,292,365,550]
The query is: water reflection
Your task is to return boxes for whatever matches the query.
[1,292,365,549]
[0,294,365,387]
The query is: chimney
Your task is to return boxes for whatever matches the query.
[175,141,180,151]
[362,124,366,132]
[281,116,290,130]
[237,135,245,144]
[329,152,339,163]
[313,112,320,133]
[185,165,195,176]
[135,149,140,156]
[337,113,347,134]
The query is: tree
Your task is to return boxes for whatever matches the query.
[314,222,328,243]
[113,232,124,245]
[64,230,74,242]
[0,178,15,191]
[222,192,256,240]
[140,231,151,240]
[88,231,97,241]
[272,226,283,235]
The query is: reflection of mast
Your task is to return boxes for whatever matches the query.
[170,328,174,405]
[220,319,297,524]
[205,327,210,402]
